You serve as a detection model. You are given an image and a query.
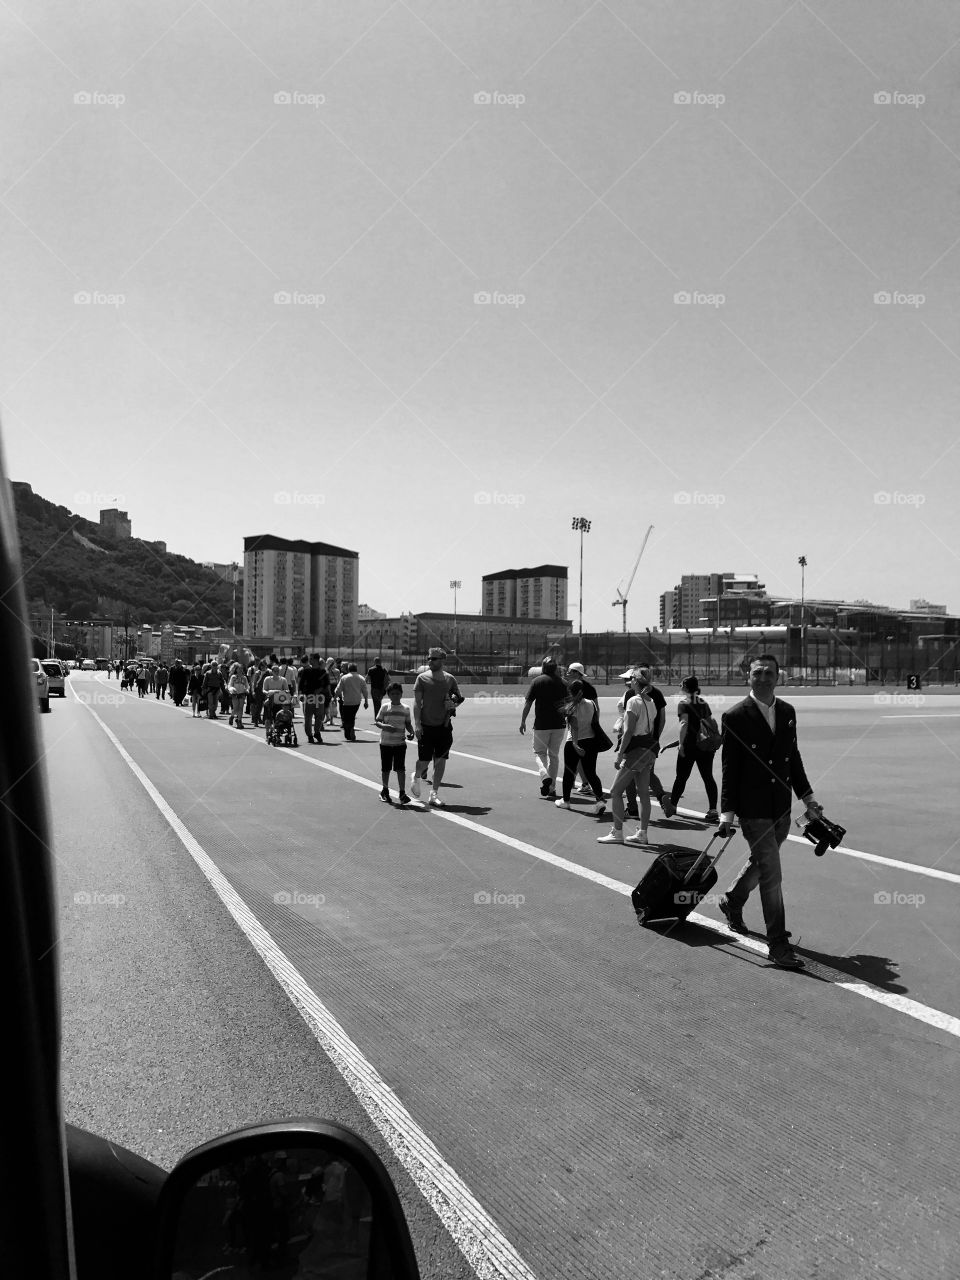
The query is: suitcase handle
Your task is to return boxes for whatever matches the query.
[682,830,737,884]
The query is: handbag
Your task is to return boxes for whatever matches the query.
[591,703,613,752]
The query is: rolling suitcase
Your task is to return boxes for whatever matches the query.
[631,831,736,925]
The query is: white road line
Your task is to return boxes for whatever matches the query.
[79,699,537,1280]
[352,727,960,884]
[881,713,960,719]
[89,694,960,1043]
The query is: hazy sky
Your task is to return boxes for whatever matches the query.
[3,1,960,628]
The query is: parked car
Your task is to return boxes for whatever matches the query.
[29,658,50,712]
[41,659,66,697]
[81,658,96,670]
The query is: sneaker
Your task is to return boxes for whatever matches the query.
[594,802,606,818]
[769,941,804,970]
[228,714,234,726]
[428,791,444,807]
[659,796,677,818]
[718,896,748,935]
[596,830,624,844]
[546,787,558,800]
[411,777,421,798]
[625,828,650,845]
[576,784,594,796]
[540,778,552,797]
[306,734,314,744]
[555,798,571,809]
[703,809,719,823]
[398,793,411,806]
[380,789,392,804]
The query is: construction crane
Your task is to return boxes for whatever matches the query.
[612,525,653,633]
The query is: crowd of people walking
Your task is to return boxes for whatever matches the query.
[110,652,718,829]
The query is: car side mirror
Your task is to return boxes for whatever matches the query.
[153,1119,420,1279]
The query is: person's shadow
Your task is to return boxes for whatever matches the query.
[635,916,908,994]
[427,803,492,816]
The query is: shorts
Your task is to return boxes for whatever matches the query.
[379,743,407,772]
[418,724,453,762]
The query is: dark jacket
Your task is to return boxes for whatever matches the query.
[720,696,812,821]
[202,668,223,694]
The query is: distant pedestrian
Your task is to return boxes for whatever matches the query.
[155,663,169,699]
[202,662,223,718]
[261,664,291,738]
[324,658,340,726]
[169,659,189,707]
[375,682,414,803]
[555,681,605,815]
[136,665,148,698]
[217,657,231,715]
[519,658,567,799]
[298,654,328,744]
[336,663,368,741]
[668,675,719,821]
[251,660,269,727]
[227,662,249,728]
[366,658,389,718]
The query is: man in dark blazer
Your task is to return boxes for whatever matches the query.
[717,654,822,970]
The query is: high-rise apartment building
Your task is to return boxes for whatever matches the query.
[243,534,358,639]
[659,573,766,628]
[482,565,567,619]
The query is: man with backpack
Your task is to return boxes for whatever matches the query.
[667,674,720,820]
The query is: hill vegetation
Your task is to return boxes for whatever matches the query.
[12,482,235,625]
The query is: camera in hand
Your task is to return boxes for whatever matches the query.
[800,813,846,857]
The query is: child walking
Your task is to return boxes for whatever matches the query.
[375,682,415,805]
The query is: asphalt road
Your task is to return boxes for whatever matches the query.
[51,674,959,1279]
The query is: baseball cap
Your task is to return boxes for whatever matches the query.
[566,662,586,678]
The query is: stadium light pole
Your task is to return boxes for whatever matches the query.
[572,516,591,660]
[450,579,461,655]
[799,555,807,678]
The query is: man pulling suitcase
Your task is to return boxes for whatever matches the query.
[716,653,823,970]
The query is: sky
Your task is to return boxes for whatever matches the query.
[3,0,960,630]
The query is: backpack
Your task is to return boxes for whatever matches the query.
[696,707,722,752]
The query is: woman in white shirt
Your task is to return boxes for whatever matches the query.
[555,680,606,815]
[227,662,249,729]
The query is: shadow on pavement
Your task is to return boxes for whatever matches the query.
[637,918,907,992]
[430,804,493,817]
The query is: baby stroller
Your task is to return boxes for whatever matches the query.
[265,696,298,748]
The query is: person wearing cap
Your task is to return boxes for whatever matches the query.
[412,648,464,806]
[599,669,659,844]
[519,658,567,798]
[612,667,675,818]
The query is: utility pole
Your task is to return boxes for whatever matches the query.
[572,517,591,660]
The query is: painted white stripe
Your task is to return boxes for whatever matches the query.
[881,713,960,719]
[782,837,960,884]
[354,727,960,885]
[78,701,537,1280]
